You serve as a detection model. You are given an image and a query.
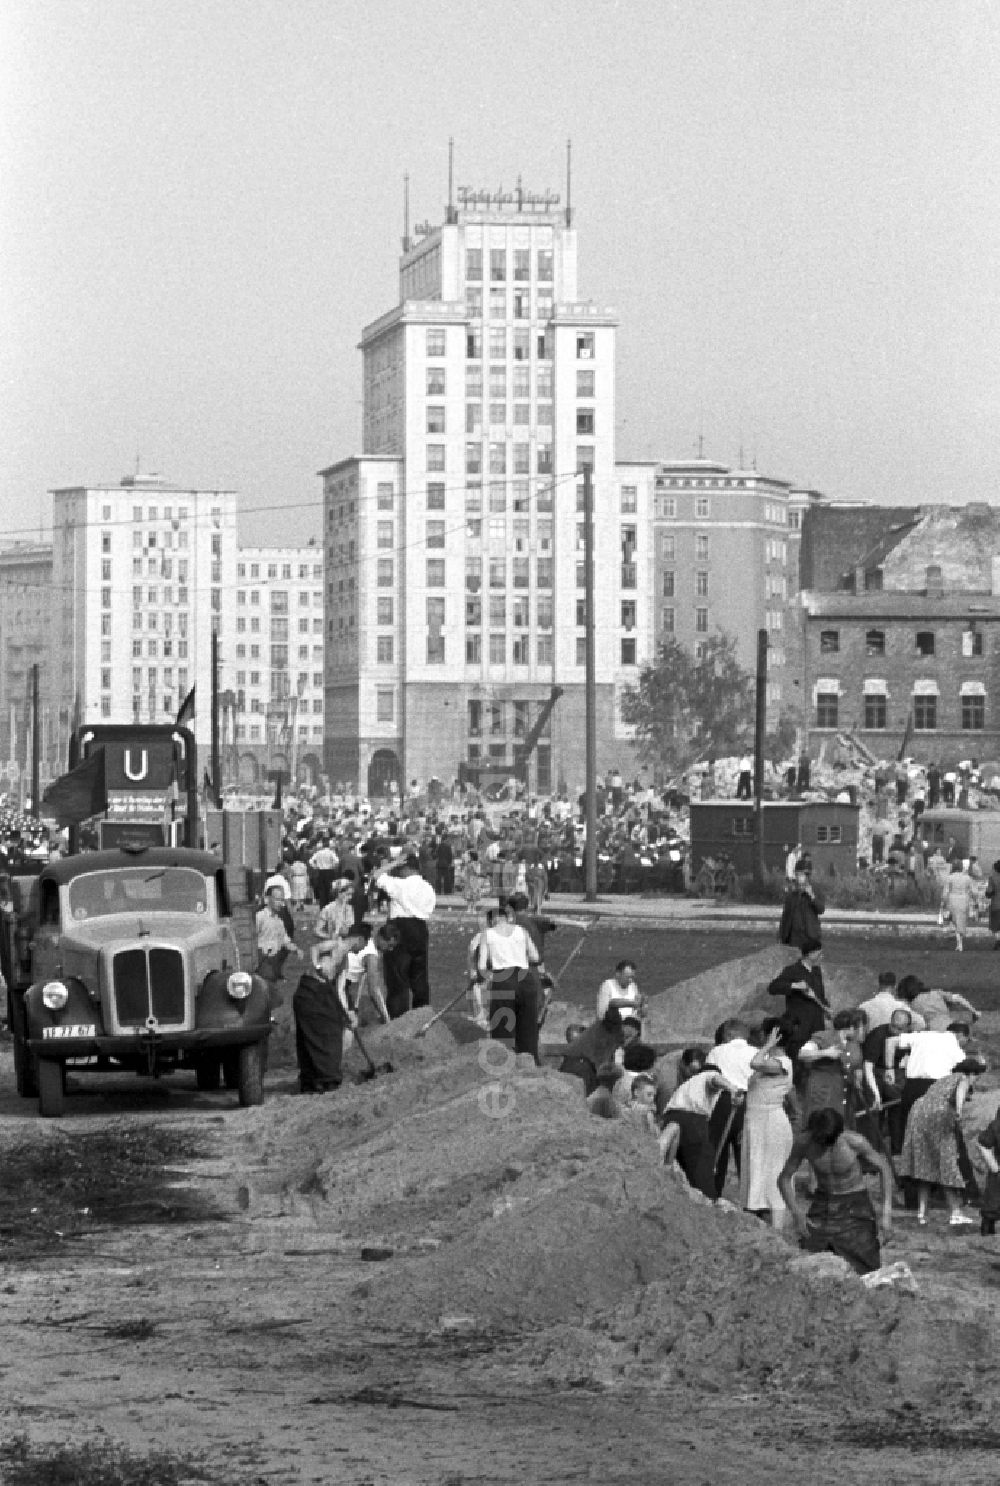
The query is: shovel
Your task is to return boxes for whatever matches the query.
[352,1025,393,1080]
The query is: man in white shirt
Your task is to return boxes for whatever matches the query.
[705,1019,756,1190]
[858,971,926,1033]
[892,1022,971,1145]
[661,1068,742,1199]
[596,961,643,1024]
[374,854,437,1018]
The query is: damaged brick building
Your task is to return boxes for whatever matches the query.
[796,504,1000,763]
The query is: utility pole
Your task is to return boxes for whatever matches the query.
[30,664,40,818]
[211,627,221,807]
[584,464,598,901]
[753,628,768,886]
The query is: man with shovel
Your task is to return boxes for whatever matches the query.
[766,938,829,1060]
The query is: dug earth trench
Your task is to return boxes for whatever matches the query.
[2,965,1000,1485]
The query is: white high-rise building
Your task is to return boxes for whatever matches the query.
[49,474,238,758]
[320,179,651,796]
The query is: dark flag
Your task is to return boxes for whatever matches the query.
[42,747,108,826]
[176,685,196,726]
[897,709,914,763]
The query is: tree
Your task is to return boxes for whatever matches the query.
[620,633,755,780]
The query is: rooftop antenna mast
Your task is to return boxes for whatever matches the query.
[447,136,456,223]
[402,173,411,252]
[565,138,573,226]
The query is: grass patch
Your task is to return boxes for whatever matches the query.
[0,1435,213,1486]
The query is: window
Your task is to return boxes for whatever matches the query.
[914,695,937,730]
[465,556,481,591]
[816,825,843,844]
[490,286,505,318]
[489,327,506,360]
[864,694,887,729]
[621,638,637,665]
[656,495,677,519]
[576,409,595,436]
[427,482,445,510]
[377,559,393,587]
[426,329,446,357]
[513,442,530,474]
[467,327,482,359]
[537,596,553,628]
[466,443,482,474]
[620,485,637,513]
[466,365,483,396]
[512,557,529,588]
[376,689,394,722]
[577,332,595,359]
[915,630,935,657]
[466,247,482,281]
[489,557,505,588]
[489,594,506,625]
[962,629,984,657]
[621,563,637,590]
[512,635,529,665]
[621,601,636,630]
[512,248,530,282]
[695,534,708,560]
[662,608,675,633]
[426,559,445,587]
[816,691,839,729]
[537,634,553,665]
[490,401,506,427]
[576,637,587,666]
[577,445,594,472]
[377,520,393,549]
[820,630,840,654]
[696,571,709,597]
[865,629,885,657]
[489,633,505,664]
[695,607,709,633]
[426,444,445,471]
[962,694,985,730]
[577,370,595,398]
[490,248,506,281]
[426,520,445,549]
[513,329,529,362]
[537,247,553,281]
[426,405,446,434]
[466,632,482,663]
[536,558,553,588]
[376,636,394,664]
[377,596,393,624]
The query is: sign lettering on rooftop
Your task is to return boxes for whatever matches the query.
[457,186,561,212]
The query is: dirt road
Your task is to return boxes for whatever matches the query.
[3,931,1000,1485]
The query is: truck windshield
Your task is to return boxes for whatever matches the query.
[67,867,210,920]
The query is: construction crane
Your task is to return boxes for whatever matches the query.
[513,686,564,786]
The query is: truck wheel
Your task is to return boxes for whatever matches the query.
[237,1044,264,1107]
[195,1057,222,1091]
[37,1059,65,1118]
[221,1050,240,1090]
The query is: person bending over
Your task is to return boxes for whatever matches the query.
[777,1107,892,1274]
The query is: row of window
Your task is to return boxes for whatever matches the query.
[426,368,594,399]
[426,327,599,362]
[128,640,188,658]
[815,694,985,731]
[662,609,711,634]
[660,534,709,561]
[235,563,322,581]
[819,628,984,658]
[235,644,320,662]
[663,571,710,598]
[464,248,554,282]
[100,504,197,525]
[465,287,553,321]
[401,634,640,667]
[654,496,713,520]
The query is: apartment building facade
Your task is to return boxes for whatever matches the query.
[321,183,652,796]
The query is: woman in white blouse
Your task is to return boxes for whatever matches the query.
[479,900,541,1062]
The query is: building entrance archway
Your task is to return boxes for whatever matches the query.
[368,748,401,798]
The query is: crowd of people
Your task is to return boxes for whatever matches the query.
[554,942,992,1277]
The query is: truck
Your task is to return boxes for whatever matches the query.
[7,726,272,1117]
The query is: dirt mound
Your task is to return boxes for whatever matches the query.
[306,1067,998,1414]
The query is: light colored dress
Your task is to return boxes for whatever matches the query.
[740,1054,794,1215]
[898,1072,965,1189]
[942,870,974,935]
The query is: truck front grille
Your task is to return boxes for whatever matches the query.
[112,947,186,1027]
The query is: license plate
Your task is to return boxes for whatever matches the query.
[42,1024,95,1039]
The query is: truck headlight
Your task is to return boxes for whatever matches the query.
[227,972,252,1002]
[42,980,70,1010]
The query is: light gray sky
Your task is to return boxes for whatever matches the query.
[3,0,998,546]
